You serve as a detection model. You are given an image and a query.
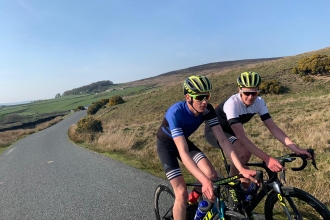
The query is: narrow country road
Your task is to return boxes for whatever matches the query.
[0,111,167,219]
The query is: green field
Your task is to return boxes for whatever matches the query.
[0,84,158,125]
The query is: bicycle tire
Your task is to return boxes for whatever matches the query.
[210,210,248,220]
[264,186,330,220]
[154,184,175,220]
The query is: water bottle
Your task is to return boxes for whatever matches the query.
[194,200,209,220]
[244,182,259,201]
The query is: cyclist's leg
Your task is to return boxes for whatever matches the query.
[186,139,218,180]
[205,127,251,181]
[228,137,251,166]
[208,128,253,190]
[204,124,221,149]
[170,176,189,220]
[229,136,251,188]
[156,138,188,220]
[185,139,218,202]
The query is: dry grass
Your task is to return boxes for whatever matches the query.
[69,69,330,207]
[70,91,330,205]
[0,116,64,151]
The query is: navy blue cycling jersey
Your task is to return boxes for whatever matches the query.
[157,101,219,142]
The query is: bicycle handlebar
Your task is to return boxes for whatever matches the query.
[246,149,317,184]
[277,149,317,171]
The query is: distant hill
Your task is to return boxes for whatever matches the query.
[0,101,32,106]
[62,80,114,96]
[123,57,282,87]
[61,58,281,95]
[158,58,282,77]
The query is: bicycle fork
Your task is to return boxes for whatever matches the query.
[272,181,302,220]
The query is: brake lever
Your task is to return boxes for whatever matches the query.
[312,159,318,170]
[307,149,318,170]
[277,158,287,184]
[291,149,318,171]
[280,169,286,184]
[255,170,268,195]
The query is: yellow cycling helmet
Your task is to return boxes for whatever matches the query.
[183,75,212,95]
[237,71,261,88]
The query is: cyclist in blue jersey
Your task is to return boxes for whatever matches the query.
[156,75,258,220]
[204,71,313,191]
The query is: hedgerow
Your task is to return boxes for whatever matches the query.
[108,96,125,106]
[76,116,103,133]
[259,80,282,94]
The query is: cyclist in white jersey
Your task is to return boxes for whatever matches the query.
[204,71,312,189]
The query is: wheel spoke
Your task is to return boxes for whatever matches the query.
[154,185,175,220]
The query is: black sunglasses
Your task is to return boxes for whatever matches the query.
[240,90,259,96]
[188,93,211,102]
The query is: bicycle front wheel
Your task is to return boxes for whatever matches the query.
[264,186,330,220]
[211,210,248,220]
[154,184,175,220]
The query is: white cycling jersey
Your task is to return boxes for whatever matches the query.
[207,93,271,135]
[222,93,270,126]
[204,93,272,147]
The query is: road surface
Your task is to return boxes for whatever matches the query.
[0,111,167,219]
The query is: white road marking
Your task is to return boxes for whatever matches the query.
[5,147,16,155]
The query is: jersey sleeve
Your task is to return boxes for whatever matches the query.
[204,104,220,127]
[257,97,271,121]
[223,99,241,126]
[165,105,184,138]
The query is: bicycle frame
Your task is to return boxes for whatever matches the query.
[187,171,263,220]
[245,163,303,220]
[215,146,318,220]
[187,174,247,220]
[186,181,233,219]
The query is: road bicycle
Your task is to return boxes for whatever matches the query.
[215,147,330,220]
[154,171,264,220]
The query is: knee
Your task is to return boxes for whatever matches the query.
[204,169,218,180]
[233,140,252,161]
[174,186,188,203]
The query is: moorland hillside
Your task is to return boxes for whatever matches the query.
[73,46,330,206]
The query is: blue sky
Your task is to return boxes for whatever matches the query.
[0,0,329,104]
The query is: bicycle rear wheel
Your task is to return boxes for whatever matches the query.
[211,210,248,220]
[264,186,330,220]
[154,184,175,220]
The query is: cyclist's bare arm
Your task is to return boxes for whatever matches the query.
[263,119,313,158]
[211,125,257,183]
[231,123,283,172]
[173,136,214,201]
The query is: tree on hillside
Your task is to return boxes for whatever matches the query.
[108,96,125,106]
[62,80,114,96]
[260,80,282,94]
[55,93,61,98]
[292,53,330,76]
[87,98,110,115]
[5,113,21,123]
